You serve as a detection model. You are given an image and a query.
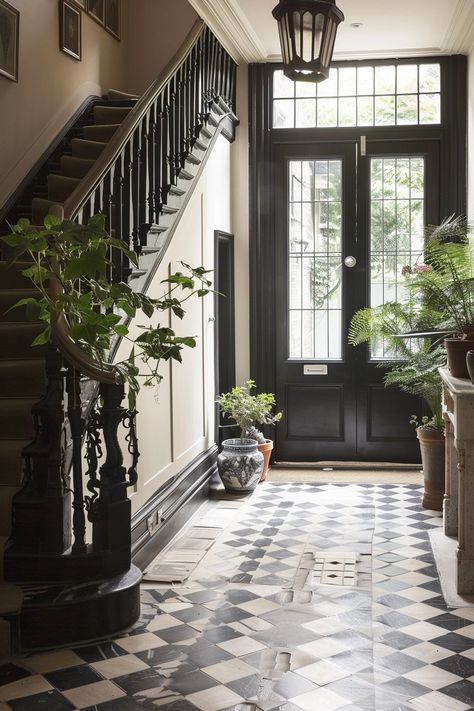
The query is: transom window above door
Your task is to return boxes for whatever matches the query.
[273,62,441,129]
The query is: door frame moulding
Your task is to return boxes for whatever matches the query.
[249,56,468,457]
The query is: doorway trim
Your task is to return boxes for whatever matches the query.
[249,56,467,460]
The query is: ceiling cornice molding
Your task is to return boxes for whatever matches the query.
[441,0,474,54]
[187,0,267,64]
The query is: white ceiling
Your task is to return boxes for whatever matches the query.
[188,0,474,64]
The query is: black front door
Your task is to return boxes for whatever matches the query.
[275,139,439,462]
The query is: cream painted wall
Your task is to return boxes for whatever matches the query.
[112,135,231,515]
[0,0,127,207]
[468,51,474,221]
[123,0,198,95]
[231,64,250,384]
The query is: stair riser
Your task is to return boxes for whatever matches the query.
[0,486,19,538]
[0,324,46,360]
[83,124,119,142]
[0,292,39,322]
[60,156,95,179]
[71,139,107,160]
[0,265,37,290]
[0,362,44,397]
[0,401,36,440]
[47,176,81,203]
[93,106,132,125]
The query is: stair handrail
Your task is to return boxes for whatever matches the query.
[62,18,205,222]
[49,18,236,383]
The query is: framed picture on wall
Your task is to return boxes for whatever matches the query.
[105,0,120,40]
[87,0,104,26]
[74,0,86,8]
[60,0,82,61]
[0,0,19,82]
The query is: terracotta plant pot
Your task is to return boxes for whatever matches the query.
[416,426,445,511]
[258,439,273,481]
[445,338,474,379]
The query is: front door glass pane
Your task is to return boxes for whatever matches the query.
[288,159,343,360]
[370,156,425,359]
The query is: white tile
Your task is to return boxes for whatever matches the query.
[115,632,166,653]
[399,621,444,641]
[237,598,280,615]
[186,685,244,711]
[0,676,53,702]
[396,587,439,603]
[403,664,461,689]
[62,680,125,709]
[395,572,436,586]
[451,607,474,621]
[297,637,347,659]
[403,642,455,664]
[217,636,266,657]
[398,603,440,621]
[457,623,474,639]
[291,686,347,710]
[302,617,349,636]
[90,654,150,679]
[408,690,471,711]
[295,659,350,685]
[202,658,256,683]
[23,650,85,674]
[146,614,182,632]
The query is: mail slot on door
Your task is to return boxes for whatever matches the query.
[304,364,328,376]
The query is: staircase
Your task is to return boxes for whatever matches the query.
[0,19,237,658]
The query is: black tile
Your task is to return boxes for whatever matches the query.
[435,654,474,678]
[428,614,471,632]
[380,631,420,651]
[9,689,75,711]
[230,573,252,584]
[376,611,418,629]
[438,679,474,704]
[83,698,164,710]
[182,590,222,605]
[114,667,167,694]
[74,642,128,662]
[431,632,474,653]
[156,625,198,644]
[44,664,103,691]
[203,625,240,644]
[186,642,233,666]
[379,652,424,674]
[172,605,211,624]
[227,673,262,698]
[272,671,318,698]
[0,663,31,687]
[225,590,259,605]
[237,561,259,572]
[211,606,251,624]
[169,670,218,695]
[380,676,429,699]
[136,644,197,669]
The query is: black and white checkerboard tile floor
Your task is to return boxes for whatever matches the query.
[2,483,474,710]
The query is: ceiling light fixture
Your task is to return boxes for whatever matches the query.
[272,0,345,83]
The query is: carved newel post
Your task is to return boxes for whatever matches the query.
[92,383,134,569]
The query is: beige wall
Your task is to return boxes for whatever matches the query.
[0,0,127,206]
[123,0,198,95]
[112,135,231,515]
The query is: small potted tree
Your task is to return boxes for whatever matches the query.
[216,380,282,492]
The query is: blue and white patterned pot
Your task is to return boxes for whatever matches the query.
[217,438,264,493]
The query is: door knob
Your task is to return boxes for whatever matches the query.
[344,256,357,268]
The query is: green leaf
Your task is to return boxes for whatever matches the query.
[17,218,31,231]
[32,326,51,346]
[44,214,61,229]
[114,324,129,337]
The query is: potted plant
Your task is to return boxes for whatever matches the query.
[402,215,474,378]
[349,301,446,510]
[0,214,212,408]
[216,380,282,492]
